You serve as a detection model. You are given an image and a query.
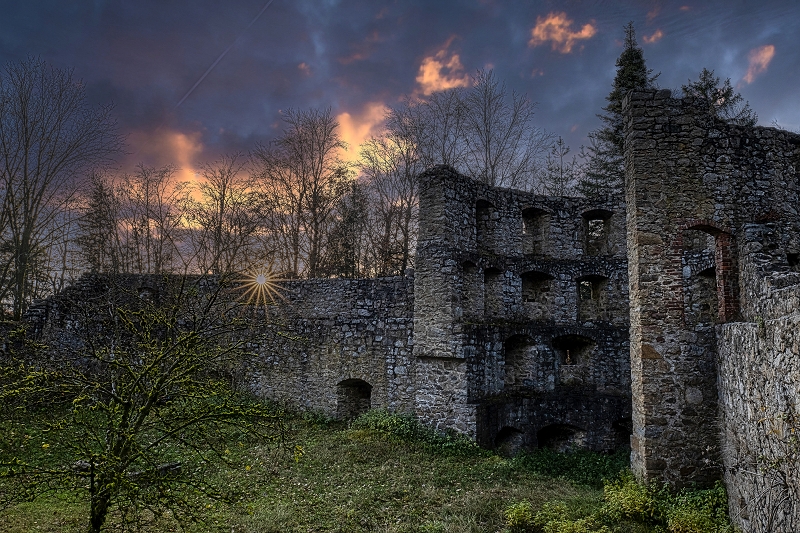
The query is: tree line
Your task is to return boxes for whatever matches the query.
[0,26,757,319]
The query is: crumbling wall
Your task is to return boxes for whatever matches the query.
[624,89,800,529]
[25,274,417,420]
[717,284,800,532]
[245,276,416,417]
[414,166,631,448]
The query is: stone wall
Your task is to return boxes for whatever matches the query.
[414,166,631,450]
[717,282,800,532]
[24,274,416,422]
[624,89,800,529]
[245,275,416,419]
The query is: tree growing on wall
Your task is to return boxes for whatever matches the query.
[0,275,285,532]
[578,22,658,198]
[0,57,124,318]
[541,136,580,196]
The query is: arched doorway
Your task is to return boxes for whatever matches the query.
[336,379,372,420]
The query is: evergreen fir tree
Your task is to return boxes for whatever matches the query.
[578,22,658,198]
[682,68,757,127]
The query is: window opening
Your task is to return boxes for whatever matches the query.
[476,200,495,253]
[552,334,595,366]
[522,207,548,255]
[576,275,608,321]
[484,267,503,318]
[582,209,613,256]
[788,253,800,272]
[461,261,483,319]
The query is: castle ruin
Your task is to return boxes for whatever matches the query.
[25,89,800,531]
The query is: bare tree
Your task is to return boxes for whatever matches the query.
[251,108,352,278]
[390,91,468,171]
[181,153,261,275]
[118,164,185,275]
[0,57,123,318]
[462,69,551,190]
[359,128,422,276]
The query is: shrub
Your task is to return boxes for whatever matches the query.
[505,500,534,531]
[666,482,733,533]
[602,470,666,523]
[511,448,629,488]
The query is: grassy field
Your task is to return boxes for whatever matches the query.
[0,408,730,533]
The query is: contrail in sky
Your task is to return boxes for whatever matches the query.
[173,0,276,111]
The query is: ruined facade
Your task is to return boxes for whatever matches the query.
[243,168,632,454]
[24,87,800,532]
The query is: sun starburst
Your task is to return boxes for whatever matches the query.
[238,264,286,307]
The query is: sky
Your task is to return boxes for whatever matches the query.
[1,0,798,183]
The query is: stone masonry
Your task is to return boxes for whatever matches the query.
[25,83,800,533]
[413,167,631,451]
[624,89,800,531]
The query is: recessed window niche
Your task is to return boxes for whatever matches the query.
[461,261,483,319]
[522,207,549,255]
[552,334,595,366]
[576,275,609,322]
[476,200,496,253]
[521,271,554,320]
[582,209,613,256]
[483,267,504,318]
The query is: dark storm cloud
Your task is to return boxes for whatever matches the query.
[1,0,798,173]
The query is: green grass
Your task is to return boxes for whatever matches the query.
[0,408,729,532]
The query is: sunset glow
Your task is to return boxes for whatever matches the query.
[415,38,472,95]
[528,12,597,54]
[744,44,775,84]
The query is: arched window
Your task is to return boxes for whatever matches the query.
[681,223,738,324]
[522,207,549,255]
[495,426,525,457]
[582,209,613,256]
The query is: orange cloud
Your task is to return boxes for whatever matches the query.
[647,6,661,22]
[336,102,389,162]
[528,12,596,53]
[744,44,775,84]
[126,129,204,184]
[643,29,664,44]
[298,62,311,75]
[416,39,472,95]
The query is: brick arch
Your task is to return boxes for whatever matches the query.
[674,220,738,323]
